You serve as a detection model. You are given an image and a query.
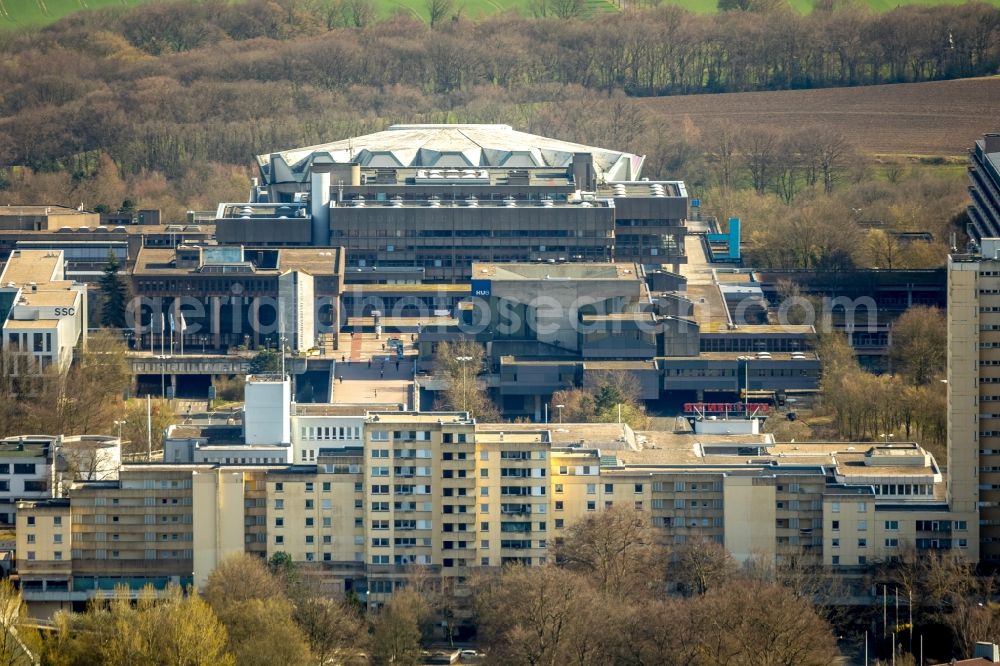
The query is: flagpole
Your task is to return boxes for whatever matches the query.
[146,394,152,461]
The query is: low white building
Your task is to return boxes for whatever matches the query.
[0,435,121,525]
[0,250,87,374]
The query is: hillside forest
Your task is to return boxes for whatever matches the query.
[0,1,995,266]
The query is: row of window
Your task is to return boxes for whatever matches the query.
[299,426,361,441]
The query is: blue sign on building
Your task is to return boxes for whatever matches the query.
[471,280,492,298]
[691,198,700,207]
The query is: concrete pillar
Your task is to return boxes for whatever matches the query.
[211,297,221,349]
[533,394,542,423]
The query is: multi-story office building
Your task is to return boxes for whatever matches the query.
[216,124,688,281]
[130,244,344,352]
[0,249,88,375]
[416,262,821,418]
[17,408,972,613]
[968,132,1000,241]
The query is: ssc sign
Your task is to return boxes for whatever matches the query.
[54,307,76,317]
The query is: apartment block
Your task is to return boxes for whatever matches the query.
[16,464,264,616]
[18,413,973,614]
[948,238,1000,562]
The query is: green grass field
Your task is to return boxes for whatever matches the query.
[0,0,997,31]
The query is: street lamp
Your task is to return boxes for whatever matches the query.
[280,335,287,380]
[556,404,564,424]
[455,356,473,414]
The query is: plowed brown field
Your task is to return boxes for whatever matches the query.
[639,76,1000,157]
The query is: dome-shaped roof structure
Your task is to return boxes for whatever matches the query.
[256,124,644,185]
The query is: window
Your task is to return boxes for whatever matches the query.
[274,499,284,510]
[305,482,314,493]
[586,501,596,511]
[26,552,34,561]
[831,502,840,513]
[885,538,899,548]
[480,469,488,478]
[857,502,866,512]
[831,520,840,531]
[586,484,596,495]
[275,517,284,527]
[555,519,564,529]
[26,517,34,526]
[858,556,867,565]
[634,483,644,493]
[555,501,563,511]
[857,538,867,549]
[26,534,35,544]
[555,484,563,493]
[831,538,840,548]
[275,482,283,492]
[857,520,867,532]
[322,482,331,492]
[604,484,614,494]
[53,534,62,544]
[53,516,62,526]
[275,536,284,545]
[884,520,899,531]
[832,555,840,565]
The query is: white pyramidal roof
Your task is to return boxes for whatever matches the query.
[256,124,645,185]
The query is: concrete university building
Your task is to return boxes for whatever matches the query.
[968,132,1000,241]
[214,124,688,281]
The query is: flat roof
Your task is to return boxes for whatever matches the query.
[344,284,469,294]
[133,247,342,277]
[698,323,816,335]
[596,181,686,198]
[661,351,819,361]
[0,206,89,216]
[366,412,472,425]
[3,319,60,330]
[294,403,403,416]
[489,422,638,449]
[472,262,641,281]
[0,442,49,457]
[582,360,658,371]
[0,250,62,286]
[17,290,79,307]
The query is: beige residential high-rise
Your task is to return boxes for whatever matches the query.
[16,414,974,614]
[947,239,1000,562]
